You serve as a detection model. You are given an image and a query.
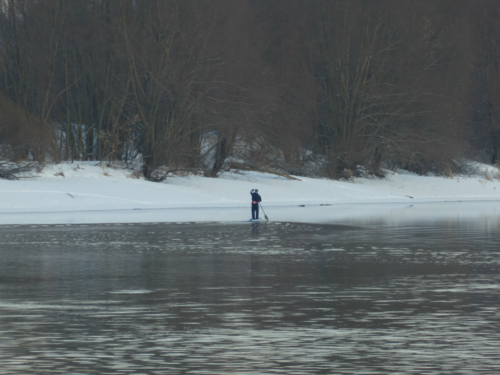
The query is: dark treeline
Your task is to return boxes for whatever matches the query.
[0,0,499,179]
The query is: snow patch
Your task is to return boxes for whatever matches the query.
[1,161,500,225]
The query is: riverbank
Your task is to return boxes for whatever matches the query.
[1,162,500,225]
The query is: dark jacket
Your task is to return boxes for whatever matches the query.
[250,191,262,204]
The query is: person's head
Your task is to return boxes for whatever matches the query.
[255,189,258,192]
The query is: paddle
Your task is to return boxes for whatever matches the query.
[259,203,269,222]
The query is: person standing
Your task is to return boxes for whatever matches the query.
[250,189,262,220]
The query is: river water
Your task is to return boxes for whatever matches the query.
[0,215,500,374]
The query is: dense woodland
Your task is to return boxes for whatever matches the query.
[1,0,500,180]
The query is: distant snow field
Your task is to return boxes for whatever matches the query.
[1,162,500,225]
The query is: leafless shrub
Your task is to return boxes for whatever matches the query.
[0,97,39,179]
[126,170,142,179]
[495,161,500,179]
[483,169,493,181]
[101,166,111,177]
[483,163,500,181]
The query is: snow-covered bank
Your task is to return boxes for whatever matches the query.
[1,162,500,225]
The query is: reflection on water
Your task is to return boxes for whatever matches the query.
[0,218,500,374]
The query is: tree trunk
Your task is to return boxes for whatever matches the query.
[208,132,233,177]
[488,101,500,164]
[492,134,500,165]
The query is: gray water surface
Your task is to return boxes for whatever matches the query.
[0,218,499,374]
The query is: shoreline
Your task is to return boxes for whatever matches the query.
[1,162,500,225]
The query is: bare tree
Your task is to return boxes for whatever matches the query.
[303,0,472,177]
[469,0,500,164]
[0,94,38,178]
